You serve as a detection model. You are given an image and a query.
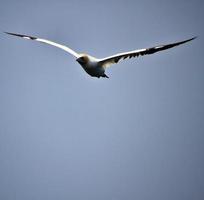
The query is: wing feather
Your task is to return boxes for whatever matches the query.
[4,32,79,58]
[99,37,197,68]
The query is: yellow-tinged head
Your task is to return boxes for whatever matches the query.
[76,54,89,65]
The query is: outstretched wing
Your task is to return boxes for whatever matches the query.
[99,37,197,68]
[4,31,80,58]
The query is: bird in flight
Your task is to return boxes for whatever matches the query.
[5,32,196,78]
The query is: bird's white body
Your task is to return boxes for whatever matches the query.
[76,54,106,78]
[4,32,196,78]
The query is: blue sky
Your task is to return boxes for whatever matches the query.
[0,0,203,199]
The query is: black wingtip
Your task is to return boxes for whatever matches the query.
[4,31,22,37]
[180,36,197,45]
[171,36,197,48]
[4,31,13,35]
[188,36,198,41]
[4,31,37,40]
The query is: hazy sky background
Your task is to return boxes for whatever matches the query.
[0,0,203,200]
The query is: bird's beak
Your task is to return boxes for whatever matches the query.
[76,57,83,63]
[76,57,85,64]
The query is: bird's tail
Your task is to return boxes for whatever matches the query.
[102,74,109,78]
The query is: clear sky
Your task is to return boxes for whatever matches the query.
[0,0,203,199]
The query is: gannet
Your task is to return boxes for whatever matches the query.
[5,32,196,78]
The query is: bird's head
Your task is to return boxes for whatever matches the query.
[76,54,89,65]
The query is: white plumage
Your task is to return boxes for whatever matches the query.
[5,32,196,78]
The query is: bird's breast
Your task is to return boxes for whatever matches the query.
[80,61,105,77]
